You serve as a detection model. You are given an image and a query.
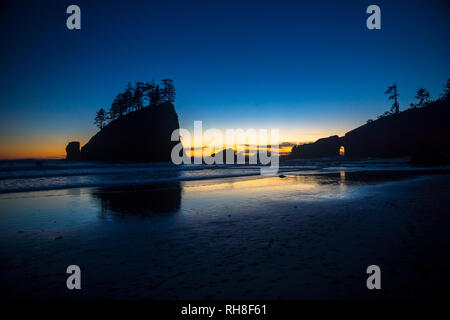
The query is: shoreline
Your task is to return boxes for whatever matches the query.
[1,160,450,195]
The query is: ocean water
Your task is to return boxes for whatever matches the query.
[0,158,445,193]
[0,157,443,194]
[1,158,450,299]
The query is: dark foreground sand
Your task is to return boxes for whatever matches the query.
[0,172,449,299]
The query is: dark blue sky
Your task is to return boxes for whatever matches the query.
[0,0,449,158]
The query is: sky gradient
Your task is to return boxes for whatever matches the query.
[0,0,449,159]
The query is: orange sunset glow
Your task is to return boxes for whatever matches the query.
[0,127,349,160]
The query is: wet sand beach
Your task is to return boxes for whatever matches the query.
[1,171,449,299]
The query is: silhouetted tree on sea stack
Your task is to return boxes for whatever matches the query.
[109,94,121,120]
[133,81,145,111]
[414,88,431,108]
[94,108,106,129]
[123,82,134,114]
[110,93,126,119]
[98,78,176,128]
[144,82,154,106]
[385,83,400,114]
[441,78,450,100]
[161,78,176,103]
[150,84,162,106]
[372,78,449,121]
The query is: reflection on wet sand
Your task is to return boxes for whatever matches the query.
[87,169,445,219]
[92,182,182,218]
[340,170,346,183]
[184,175,320,192]
[1,168,450,299]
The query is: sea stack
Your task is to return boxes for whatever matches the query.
[65,141,81,160]
[79,101,181,162]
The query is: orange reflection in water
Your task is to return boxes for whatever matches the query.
[184,174,321,194]
[339,146,345,157]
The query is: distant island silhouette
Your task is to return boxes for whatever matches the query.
[290,80,450,165]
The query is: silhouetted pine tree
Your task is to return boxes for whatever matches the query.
[110,93,127,118]
[122,82,134,114]
[94,108,106,129]
[161,78,176,103]
[441,78,450,100]
[109,94,121,120]
[144,82,154,107]
[133,81,145,110]
[415,88,431,107]
[150,84,162,106]
[385,83,400,114]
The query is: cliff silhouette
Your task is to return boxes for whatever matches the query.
[67,101,181,162]
[290,97,450,163]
